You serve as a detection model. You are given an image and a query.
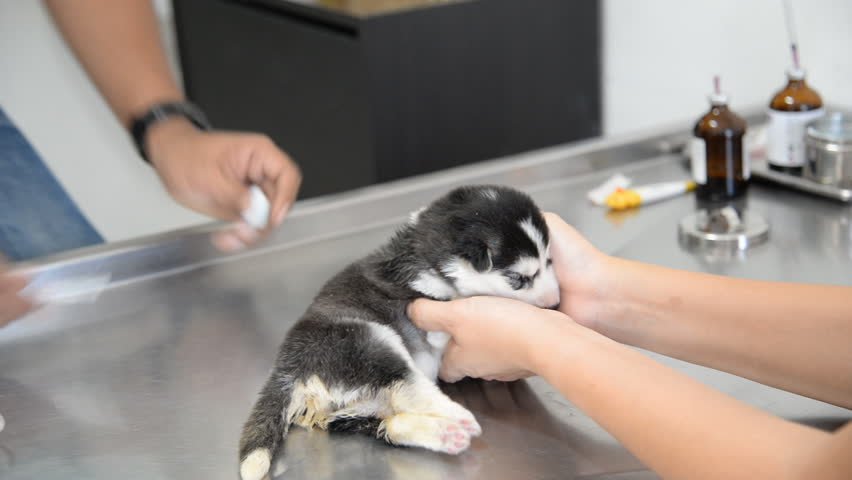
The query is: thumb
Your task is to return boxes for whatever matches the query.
[543,212,595,262]
[407,298,454,333]
[542,212,574,240]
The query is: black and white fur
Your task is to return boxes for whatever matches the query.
[239,185,560,480]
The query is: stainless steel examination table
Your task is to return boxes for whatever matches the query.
[2,126,850,479]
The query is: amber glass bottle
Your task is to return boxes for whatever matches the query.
[690,80,749,203]
[767,69,824,174]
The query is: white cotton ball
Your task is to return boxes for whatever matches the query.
[242,185,271,230]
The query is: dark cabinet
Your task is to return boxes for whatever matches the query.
[174,0,601,199]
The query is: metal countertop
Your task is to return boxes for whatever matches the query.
[1,126,850,479]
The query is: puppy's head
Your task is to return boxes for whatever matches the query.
[411,185,560,309]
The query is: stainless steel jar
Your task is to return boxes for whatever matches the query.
[805,111,852,189]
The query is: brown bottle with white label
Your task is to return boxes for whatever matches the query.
[690,77,749,203]
[767,67,824,175]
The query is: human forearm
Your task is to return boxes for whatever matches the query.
[590,256,852,408]
[45,0,183,127]
[45,1,302,251]
[407,292,851,480]
[533,322,833,480]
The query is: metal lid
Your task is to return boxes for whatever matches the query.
[678,207,769,252]
[806,111,852,144]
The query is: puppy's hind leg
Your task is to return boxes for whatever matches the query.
[380,375,482,455]
[359,322,481,454]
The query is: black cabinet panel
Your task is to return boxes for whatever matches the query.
[174,0,600,199]
[175,0,374,198]
[363,0,600,181]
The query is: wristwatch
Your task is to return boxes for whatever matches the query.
[130,101,212,164]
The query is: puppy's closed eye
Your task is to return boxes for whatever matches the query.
[505,272,533,290]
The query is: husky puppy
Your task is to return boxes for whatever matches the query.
[239,185,560,480]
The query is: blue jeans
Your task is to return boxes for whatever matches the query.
[0,107,103,261]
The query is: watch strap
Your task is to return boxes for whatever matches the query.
[130,101,212,163]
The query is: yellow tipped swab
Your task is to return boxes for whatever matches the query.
[605,181,697,211]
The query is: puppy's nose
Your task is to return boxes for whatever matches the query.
[537,291,560,310]
[547,302,560,310]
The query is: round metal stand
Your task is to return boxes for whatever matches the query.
[678,206,770,252]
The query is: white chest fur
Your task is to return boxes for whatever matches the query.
[413,332,451,382]
[408,270,455,381]
[410,270,456,301]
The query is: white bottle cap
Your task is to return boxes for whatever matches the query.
[786,67,806,80]
[708,92,729,106]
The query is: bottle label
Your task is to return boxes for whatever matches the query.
[690,137,706,184]
[767,108,825,167]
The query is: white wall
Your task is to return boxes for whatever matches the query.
[0,1,206,244]
[603,0,852,135]
[1,0,851,244]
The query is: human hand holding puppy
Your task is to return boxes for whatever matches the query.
[408,296,568,382]
[407,212,604,382]
[409,213,852,480]
[410,210,852,407]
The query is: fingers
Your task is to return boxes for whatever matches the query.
[490,371,535,382]
[173,177,247,223]
[247,138,301,229]
[216,182,253,220]
[211,232,243,253]
[407,298,455,334]
[0,294,32,327]
[437,339,533,383]
[542,211,562,225]
[0,274,33,328]
[439,368,465,384]
[208,194,273,253]
[211,221,259,253]
[205,134,301,253]
[0,271,27,292]
[542,212,600,277]
[543,212,575,240]
[438,340,466,383]
[266,159,301,228]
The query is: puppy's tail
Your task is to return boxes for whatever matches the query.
[239,377,292,480]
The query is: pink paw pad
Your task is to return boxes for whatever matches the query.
[459,418,482,436]
[439,420,471,454]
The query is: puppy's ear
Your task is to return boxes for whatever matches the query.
[460,240,492,273]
